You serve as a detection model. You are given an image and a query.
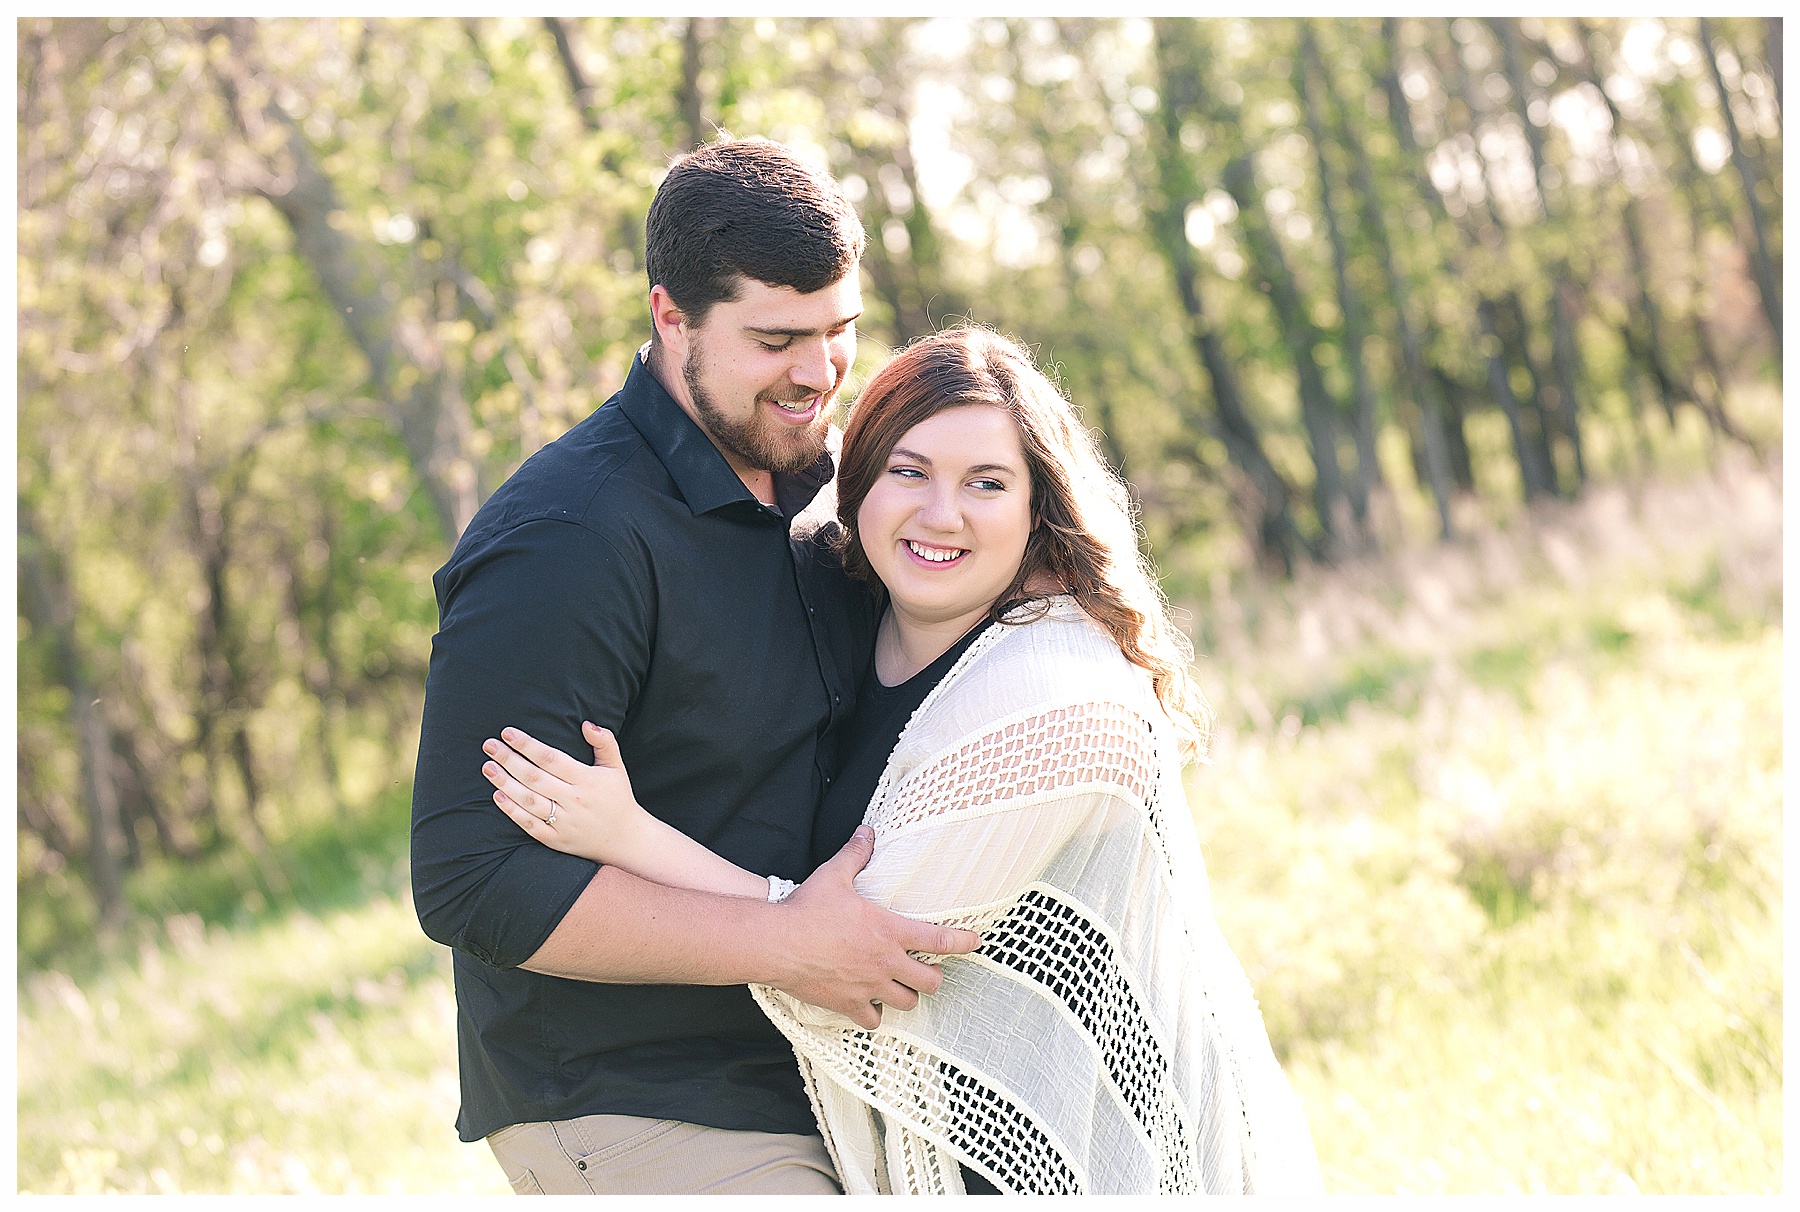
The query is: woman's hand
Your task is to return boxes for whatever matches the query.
[482,721,645,865]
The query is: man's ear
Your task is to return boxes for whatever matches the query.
[649,284,689,360]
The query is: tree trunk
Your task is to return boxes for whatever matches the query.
[1151,18,1311,573]
[109,720,190,860]
[18,502,126,931]
[1653,72,1773,432]
[1158,18,1348,559]
[1700,18,1783,358]
[281,513,345,814]
[1499,291,1561,492]
[1546,280,1588,486]
[1336,33,1457,537]
[1578,22,1756,449]
[1660,99,1752,447]
[1765,18,1783,114]
[173,384,269,847]
[543,17,600,132]
[1478,299,1556,500]
[1433,21,1558,502]
[1492,17,1587,489]
[536,18,637,263]
[1298,22,1384,546]
[1429,366,1479,491]
[1218,148,1355,558]
[819,18,960,346]
[1009,22,1132,480]
[1370,19,1471,536]
[208,17,481,545]
[678,17,709,152]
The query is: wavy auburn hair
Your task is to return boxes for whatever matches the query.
[835,327,1211,755]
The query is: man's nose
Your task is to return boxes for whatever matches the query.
[789,338,835,392]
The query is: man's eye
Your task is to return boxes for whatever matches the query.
[759,339,794,352]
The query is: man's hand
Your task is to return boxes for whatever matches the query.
[765,825,981,1029]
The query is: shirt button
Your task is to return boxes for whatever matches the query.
[808,605,815,614]
[832,693,841,705]
[577,1161,587,1171]
[824,775,833,785]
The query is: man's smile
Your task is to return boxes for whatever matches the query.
[766,391,826,421]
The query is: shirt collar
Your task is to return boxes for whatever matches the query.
[616,348,835,519]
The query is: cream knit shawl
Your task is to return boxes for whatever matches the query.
[752,598,1322,1194]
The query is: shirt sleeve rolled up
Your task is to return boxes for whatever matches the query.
[410,517,653,969]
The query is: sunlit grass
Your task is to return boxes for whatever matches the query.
[17,895,506,1194]
[16,455,1781,1193]
[1190,452,1782,1193]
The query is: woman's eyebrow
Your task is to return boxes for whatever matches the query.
[888,447,1020,477]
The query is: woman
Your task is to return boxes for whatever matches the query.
[480,328,1321,1195]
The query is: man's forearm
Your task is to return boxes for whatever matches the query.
[516,829,981,1029]
[518,864,786,985]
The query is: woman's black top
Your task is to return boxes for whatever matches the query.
[807,616,1003,1195]
[809,619,996,866]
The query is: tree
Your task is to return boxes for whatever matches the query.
[1150,18,1312,573]
[1699,18,1782,358]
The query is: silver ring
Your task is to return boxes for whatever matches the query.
[545,803,558,827]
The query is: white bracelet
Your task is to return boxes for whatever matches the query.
[766,875,797,904]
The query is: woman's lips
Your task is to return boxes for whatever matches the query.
[904,539,968,565]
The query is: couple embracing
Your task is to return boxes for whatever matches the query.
[410,137,1320,1196]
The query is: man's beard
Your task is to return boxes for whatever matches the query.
[683,351,833,476]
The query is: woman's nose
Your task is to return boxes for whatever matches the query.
[917,485,962,531]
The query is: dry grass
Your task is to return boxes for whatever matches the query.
[1188,451,1782,1193]
[17,897,505,1194]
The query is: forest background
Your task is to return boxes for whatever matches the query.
[15,15,1783,1194]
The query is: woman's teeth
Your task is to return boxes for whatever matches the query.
[907,541,965,563]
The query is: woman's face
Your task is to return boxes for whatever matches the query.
[857,404,1034,630]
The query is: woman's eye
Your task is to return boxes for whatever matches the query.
[970,478,1005,492]
[888,466,925,480]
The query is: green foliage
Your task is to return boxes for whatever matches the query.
[20,785,414,982]
[1287,649,1430,728]
[18,16,1782,913]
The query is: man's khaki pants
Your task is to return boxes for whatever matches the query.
[487,1113,841,1195]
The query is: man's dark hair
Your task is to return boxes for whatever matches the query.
[645,137,866,330]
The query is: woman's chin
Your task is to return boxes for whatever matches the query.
[887,593,1003,629]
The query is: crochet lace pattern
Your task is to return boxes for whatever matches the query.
[752,599,1321,1194]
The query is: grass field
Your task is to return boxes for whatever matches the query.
[16,457,1782,1194]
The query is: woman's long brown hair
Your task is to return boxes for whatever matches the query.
[836,327,1211,755]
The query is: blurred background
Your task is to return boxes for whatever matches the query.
[15,16,1781,1194]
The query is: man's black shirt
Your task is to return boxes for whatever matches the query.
[411,353,875,1142]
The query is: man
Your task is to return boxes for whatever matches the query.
[410,138,979,1195]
